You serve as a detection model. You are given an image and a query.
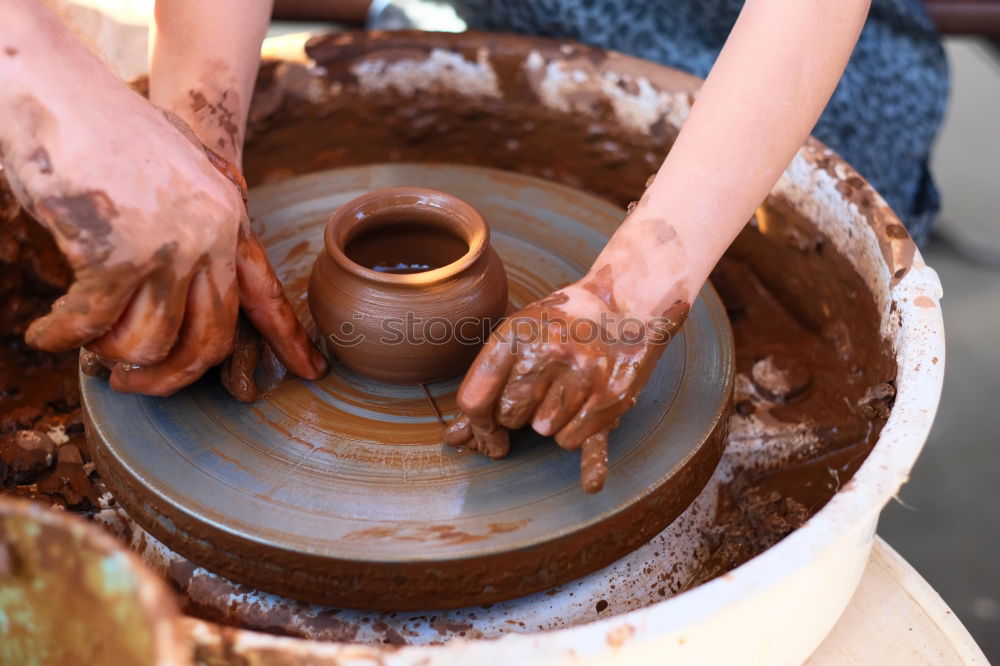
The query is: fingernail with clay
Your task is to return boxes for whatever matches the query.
[80,350,111,377]
[310,347,329,378]
[532,413,555,437]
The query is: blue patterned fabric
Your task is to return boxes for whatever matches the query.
[450,0,949,245]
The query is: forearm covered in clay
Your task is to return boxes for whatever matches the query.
[149,0,273,166]
[591,0,871,323]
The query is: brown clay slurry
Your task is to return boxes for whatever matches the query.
[0,339,103,510]
[345,223,468,274]
[262,374,459,449]
[188,87,241,156]
[0,194,104,509]
[219,314,262,402]
[342,518,531,546]
[35,190,117,254]
[694,202,895,578]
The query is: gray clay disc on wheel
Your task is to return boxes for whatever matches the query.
[83,164,733,610]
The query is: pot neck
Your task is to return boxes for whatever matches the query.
[324,187,490,286]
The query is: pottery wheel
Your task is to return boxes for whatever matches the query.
[83,164,733,610]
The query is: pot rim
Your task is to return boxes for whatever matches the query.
[322,186,490,286]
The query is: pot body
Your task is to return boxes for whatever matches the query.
[308,188,508,384]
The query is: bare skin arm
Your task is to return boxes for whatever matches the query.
[448,0,872,491]
[0,0,325,396]
[149,0,273,167]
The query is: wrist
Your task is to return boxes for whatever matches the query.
[148,0,270,166]
[564,270,689,344]
[585,237,695,325]
[148,67,248,166]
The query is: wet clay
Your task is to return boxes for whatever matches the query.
[345,223,468,274]
[308,187,508,384]
[2,31,902,638]
[0,183,103,510]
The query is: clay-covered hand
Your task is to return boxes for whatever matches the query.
[444,282,689,492]
[5,91,325,396]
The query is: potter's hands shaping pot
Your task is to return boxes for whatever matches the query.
[445,282,689,492]
[0,72,325,396]
[438,0,874,493]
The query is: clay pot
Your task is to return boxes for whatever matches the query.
[308,187,508,384]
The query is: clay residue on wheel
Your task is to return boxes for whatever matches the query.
[342,518,531,545]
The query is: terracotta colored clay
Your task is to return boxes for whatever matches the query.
[308,187,508,384]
